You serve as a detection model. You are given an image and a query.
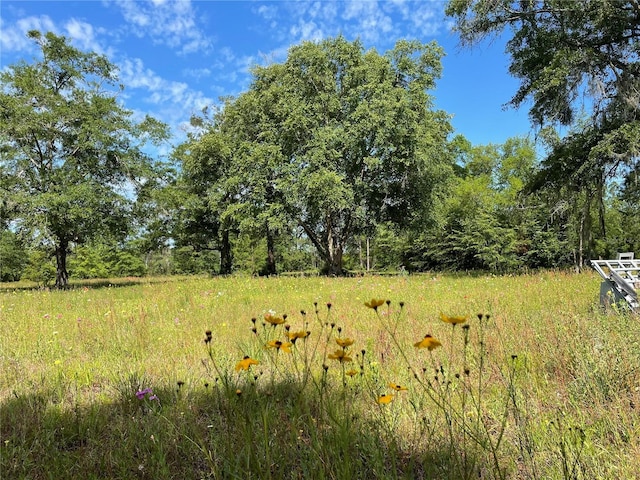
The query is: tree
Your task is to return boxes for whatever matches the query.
[188,37,453,275]
[0,31,168,287]
[446,0,640,264]
[175,125,237,275]
[0,230,27,281]
[406,136,570,272]
[446,0,639,129]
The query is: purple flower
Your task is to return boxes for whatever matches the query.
[148,395,158,401]
[135,388,152,400]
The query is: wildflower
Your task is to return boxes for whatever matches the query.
[414,334,442,351]
[236,389,242,397]
[328,349,352,363]
[336,337,354,348]
[388,383,408,391]
[265,314,285,326]
[439,313,468,325]
[235,356,259,371]
[266,340,292,353]
[346,369,359,377]
[286,330,309,341]
[136,388,152,400]
[364,298,386,310]
[377,394,394,404]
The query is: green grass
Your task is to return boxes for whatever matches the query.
[1,272,639,479]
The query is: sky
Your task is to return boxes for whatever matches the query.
[0,0,536,157]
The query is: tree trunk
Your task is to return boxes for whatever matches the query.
[54,239,69,289]
[576,189,593,271]
[298,218,345,276]
[220,229,233,275]
[265,221,277,276]
[323,234,344,275]
[597,172,606,239]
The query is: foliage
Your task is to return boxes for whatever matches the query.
[21,249,56,286]
[69,242,147,279]
[171,245,219,275]
[446,0,639,129]
[446,0,640,266]
[0,31,168,287]
[0,230,27,281]
[407,136,572,272]
[178,36,454,275]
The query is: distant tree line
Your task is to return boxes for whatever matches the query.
[2,1,638,286]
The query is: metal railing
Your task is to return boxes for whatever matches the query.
[591,254,639,312]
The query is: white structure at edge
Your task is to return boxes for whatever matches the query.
[591,252,639,312]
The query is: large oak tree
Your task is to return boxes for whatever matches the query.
[0,31,168,287]
[182,36,453,275]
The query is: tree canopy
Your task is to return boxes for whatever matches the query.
[0,31,168,287]
[446,0,639,175]
[178,36,454,275]
[446,0,640,266]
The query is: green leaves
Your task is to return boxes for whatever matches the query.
[178,36,453,275]
[1,31,168,286]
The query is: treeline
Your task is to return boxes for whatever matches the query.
[2,0,639,287]
[2,132,638,284]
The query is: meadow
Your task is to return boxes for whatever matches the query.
[1,271,639,479]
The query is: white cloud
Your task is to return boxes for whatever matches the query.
[182,67,212,80]
[118,57,215,134]
[397,1,443,37]
[0,14,116,59]
[341,1,394,43]
[256,4,278,21]
[108,0,213,55]
[64,19,107,54]
[251,0,446,50]
[290,20,324,42]
[0,15,58,53]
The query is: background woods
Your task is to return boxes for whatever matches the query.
[2,1,639,284]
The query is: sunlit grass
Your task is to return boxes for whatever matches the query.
[1,271,639,479]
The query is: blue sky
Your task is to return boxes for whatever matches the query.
[1,0,535,154]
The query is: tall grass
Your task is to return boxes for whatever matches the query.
[1,271,639,479]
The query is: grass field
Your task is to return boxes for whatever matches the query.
[1,271,639,479]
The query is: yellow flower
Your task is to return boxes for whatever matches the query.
[265,314,285,326]
[346,369,359,377]
[235,356,259,371]
[328,349,353,363]
[364,298,386,310]
[336,337,354,348]
[440,313,468,325]
[414,334,442,351]
[377,394,394,404]
[388,383,408,391]
[286,330,309,341]
[266,340,292,353]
